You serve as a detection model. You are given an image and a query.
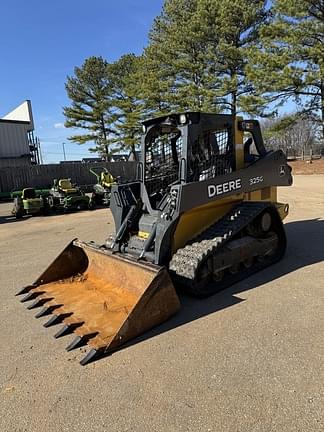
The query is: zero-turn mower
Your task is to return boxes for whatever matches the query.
[47,178,90,212]
[12,188,49,219]
[89,167,116,207]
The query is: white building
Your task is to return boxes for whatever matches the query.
[0,100,41,167]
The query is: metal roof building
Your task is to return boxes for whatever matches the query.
[0,100,41,167]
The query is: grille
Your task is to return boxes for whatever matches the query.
[188,128,233,182]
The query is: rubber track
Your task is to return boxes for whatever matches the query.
[169,201,270,282]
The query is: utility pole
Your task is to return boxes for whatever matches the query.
[62,142,66,161]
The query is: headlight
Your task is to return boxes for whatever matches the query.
[240,121,254,131]
[142,125,146,133]
[179,114,187,124]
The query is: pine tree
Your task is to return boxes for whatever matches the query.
[208,0,268,116]
[140,43,175,117]
[109,54,145,159]
[144,0,221,113]
[247,0,324,137]
[63,56,116,160]
[143,0,268,116]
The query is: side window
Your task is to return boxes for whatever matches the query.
[189,128,233,182]
[145,129,182,209]
[145,133,182,184]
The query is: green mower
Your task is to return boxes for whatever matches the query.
[47,178,90,212]
[89,167,116,207]
[12,188,49,219]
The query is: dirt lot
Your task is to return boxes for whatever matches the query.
[289,158,324,175]
[0,176,323,432]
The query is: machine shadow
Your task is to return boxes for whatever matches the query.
[0,213,59,224]
[0,208,97,224]
[98,217,324,362]
[0,214,32,224]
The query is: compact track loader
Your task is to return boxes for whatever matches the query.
[17,113,292,365]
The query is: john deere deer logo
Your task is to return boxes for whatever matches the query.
[279,166,286,177]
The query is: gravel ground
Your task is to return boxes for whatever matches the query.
[289,159,324,174]
[0,176,323,432]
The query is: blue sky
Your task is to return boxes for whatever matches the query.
[0,0,164,163]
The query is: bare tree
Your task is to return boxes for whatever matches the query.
[261,114,321,158]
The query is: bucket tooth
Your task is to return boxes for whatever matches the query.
[35,305,60,319]
[16,284,37,296]
[54,324,72,338]
[27,298,53,310]
[66,333,98,352]
[54,323,82,339]
[80,349,99,366]
[44,313,71,328]
[66,336,84,352]
[35,307,50,319]
[44,314,61,328]
[21,291,44,303]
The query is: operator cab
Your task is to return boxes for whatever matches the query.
[141,112,235,210]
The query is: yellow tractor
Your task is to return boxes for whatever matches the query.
[17,113,292,365]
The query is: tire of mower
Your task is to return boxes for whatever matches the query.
[76,202,85,211]
[47,196,56,212]
[42,206,50,216]
[41,197,51,215]
[13,197,24,219]
[88,200,96,210]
